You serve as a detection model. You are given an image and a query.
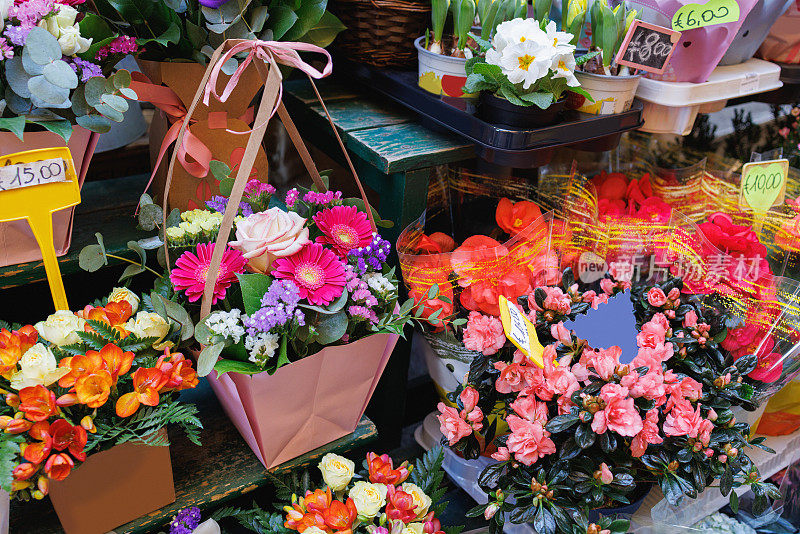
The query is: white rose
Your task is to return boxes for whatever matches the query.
[57,26,92,56]
[318,453,355,491]
[229,207,310,273]
[402,523,425,534]
[37,17,60,38]
[125,312,171,348]
[108,287,141,314]
[10,344,68,390]
[349,481,387,518]
[401,483,432,519]
[54,5,79,29]
[34,310,86,346]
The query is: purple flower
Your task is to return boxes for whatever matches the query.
[4,26,31,47]
[244,280,305,335]
[71,58,103,82]
[198,0,233,7]
[303,190,342,205]
[9,0,55,28]
[348,233,391,274]
[349,305,378,323]
[0,38,13,60]
[206,195,253,217]
[169,506,201,534]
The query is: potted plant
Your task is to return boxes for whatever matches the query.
[417,0,526,98]
[569,0,642,115]
[0,2,136,268]
[0,288,202,534]
[463,17,593,128]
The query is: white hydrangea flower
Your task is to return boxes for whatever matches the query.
[206,309,245,343]
[245,332,280,366]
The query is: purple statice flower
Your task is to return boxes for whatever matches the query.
[169,506,201,534]
[206,195,253,217]
[244,280,304,335]
[0,38,13,60]
[4,26,31,47]
[9,0,54,28]
[348,233,391,274]
[349,305,378,323]
[71,58,102,82]
[302,190,342,205]
[285,188,300,208]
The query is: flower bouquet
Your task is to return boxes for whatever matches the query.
[0,288,201,534]
[464,16,594,128]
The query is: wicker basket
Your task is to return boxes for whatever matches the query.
[329,0,431,68]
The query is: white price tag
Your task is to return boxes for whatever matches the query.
[740,73,759,95]
[0,158,67,191]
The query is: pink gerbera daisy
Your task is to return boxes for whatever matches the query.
[170,243,247,304]
[313,205,373,257]
[272,243,346,306]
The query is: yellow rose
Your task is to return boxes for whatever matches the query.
[10,344,68,390]
[349,481,387,518]
[34,310,86,346]
[108,287,140,314]
[125,312,171,348]
[402,523,425,534]
[318,453,355,491]
[401,483,432,519]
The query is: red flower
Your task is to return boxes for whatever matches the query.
[367,452,410,485]
[44,453,74,481]
[495,198,543,236]
[49,419,88,462]
[323,499,358,532]
[18,386,56,422]
[386,485,418,523]
[749,351,784,383]
[12,463,36,481]
[23,433,52,464]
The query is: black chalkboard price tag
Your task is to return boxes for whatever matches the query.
[615,20,682,75]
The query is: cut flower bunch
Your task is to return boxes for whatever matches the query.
[440,272,779,534]
[0,287,201,501]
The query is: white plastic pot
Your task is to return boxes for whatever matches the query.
[573,71,641,115]
[414,331,472,399]
[415,36,474,98]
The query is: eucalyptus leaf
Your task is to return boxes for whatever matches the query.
[0,116,26,140]
[313,310,348,344]
[24,28,61,65]
[42,61,79,89]
[79,244,108,272]
[138,203,162,231]
[6,58,32,99]
[28,76,71,106]
[197,342,225,377]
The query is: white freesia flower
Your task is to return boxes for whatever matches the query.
[498,40,554,89]
[551,51,580,86]
[544,20,576,52]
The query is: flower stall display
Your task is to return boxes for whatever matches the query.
[0,1,138,268]
[569,0,642,115]
[0,288,201,534]
[463,17,593,128]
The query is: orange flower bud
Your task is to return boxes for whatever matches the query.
[5,394,19,408]
[37,476,48,495]
[0,415,13,429]
[5,418,32,434]
[80,416,96,433]
[12,463,36,481]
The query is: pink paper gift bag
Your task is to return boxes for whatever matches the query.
[206,332,399,469]
[628,0,759,82]
[0,126,99,267]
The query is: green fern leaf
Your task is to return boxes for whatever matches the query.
[117,335,159,352]
[86,319,122,343]
[0,433,23,492]
[55,343,86,357]
[76,330,108,350]
[411,445,446,495]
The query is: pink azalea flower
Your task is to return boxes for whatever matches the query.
[522,366,556,401]
[629,370,666,401]
[506,415,556,466]
[597,463,613,484]
[437,402,472,445]
[663,398,702,437]
[546,361,579,398]
[631,342,674,370]
[583,346,622,381]
[530,286,571,315]
[683,310,698,328]
[600,278,615,296]
[313,205,373,257]
[272,243,346,306]
[631,409,663,457]
[550,322,572,345]
[463,311,506,355]
[599,383,629,403]
[170,243,247,304]
[494,362,527,394]
[591,396,643,437]
[651,312,670,331]
[647,287,668,307]
[510,395,549,425]
[491,447,511,461]
[669,377,703,402]
[459,386,479,413]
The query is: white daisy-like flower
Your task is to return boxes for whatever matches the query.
[498,40,555,89]
[543,20,576,53]
[492,17,548,55]
[550,51,580,87]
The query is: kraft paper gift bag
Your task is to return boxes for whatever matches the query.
[207,332,398,468]
[0,126,99,267]
[758,0,800,64]
[48,430,175,534]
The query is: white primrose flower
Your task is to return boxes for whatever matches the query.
[492,18,547,54]
[543,20,576,53]
[245,331,280,366]
[551,51,580,87]
[498,40,555,89]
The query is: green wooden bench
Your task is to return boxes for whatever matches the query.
[10,381,377,533]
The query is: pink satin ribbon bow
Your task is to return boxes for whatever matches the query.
[203,40,333,122]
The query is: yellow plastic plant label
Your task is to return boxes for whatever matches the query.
[671,0,740,31]
[739,158,789,212]
[498,295,545,368]
[0,147,80,311]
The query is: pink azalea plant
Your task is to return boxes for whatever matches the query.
[437,269,779,534]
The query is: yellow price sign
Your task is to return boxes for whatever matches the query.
[498,295,545,368]
[0,147,80,311]
[671,0,739,31]
[739,158,789,213]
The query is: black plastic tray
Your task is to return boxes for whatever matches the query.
[336,60,645,167]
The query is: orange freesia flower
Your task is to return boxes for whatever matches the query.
[386,485,417,523]
[12,463,36,481]
[22,432,52,464]
[85,301,133,337]
[115,367,168,417]
[283,508,327,532]
[156,351,199,391]
[304,487,333,514]
[496,198,543,236]
[4,418,32,434]
[49,419,87,462]
[28,421,50,440]
[75,370,113,408]
[58,352,103,389]
[18,386,56,422]
[0,326,37,378]
[367,452,410,485]
[56,393,79,407]
[323,499,357,533]
[44,453,74,481]
[97,344,134,383]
